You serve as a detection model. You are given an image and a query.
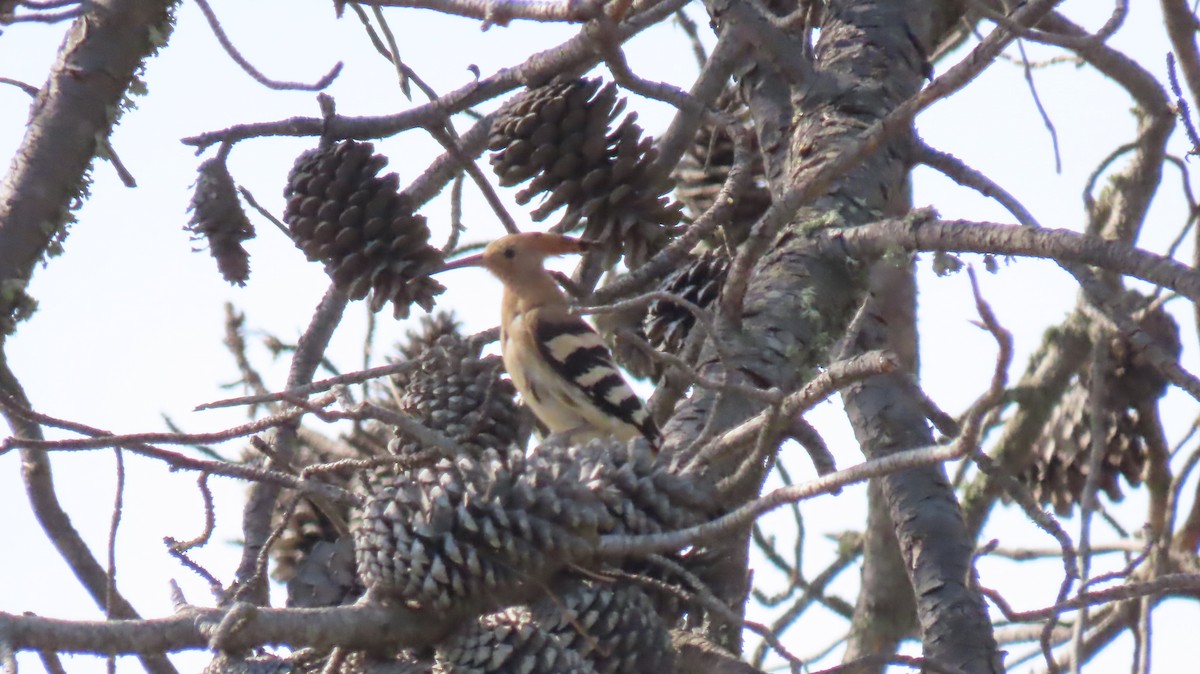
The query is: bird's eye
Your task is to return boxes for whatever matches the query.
[503,247,516,259]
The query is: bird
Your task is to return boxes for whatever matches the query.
[437,232,660,448]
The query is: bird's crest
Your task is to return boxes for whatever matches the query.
[436,232,592,275]
[489,232,591,257]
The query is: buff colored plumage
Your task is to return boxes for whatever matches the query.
[439,232,659,447]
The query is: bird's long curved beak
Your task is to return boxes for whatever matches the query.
[434,253,486,274]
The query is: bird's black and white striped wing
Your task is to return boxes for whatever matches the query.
[531,312,660,445]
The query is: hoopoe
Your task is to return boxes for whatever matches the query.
[438,232,660,448]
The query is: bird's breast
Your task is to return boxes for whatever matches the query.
[502,313,594,434]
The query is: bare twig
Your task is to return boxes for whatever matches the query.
[236,186,290,238]
[181,0,686,152]
[195,360,420,411]
[168,474,218,552]
[426,125,519,233]
[0,363,177,674]
[591,122,756,305]
[674,9,708,67]
[354,0,605,26]
[105,448,126,636]
[598,436,969,559]
[982,574,1200,624]
[806,217,1200,305]
[1014,39,1063,173]
[1070,339,1113,673]
[1,392,338,453]
[194,0,342,91]
[689,351,899,469]
[2,6,80,22]
[915,142,1041,227]
[37,650,68,674]
[165,544,226,603]
[1167,53,1200,155]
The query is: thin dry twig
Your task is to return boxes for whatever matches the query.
[194,0,342,91]
[2,392,339,453]
[611,559,807,672]
[168,474,218,552]
[1014,39,1063,173]
[599,436,968,559]
[688,350,899,469]
[1167,53,1200,156]
[236,186,290,238]
[751,540,860,666]
[1069,338,1113,673]
[181,0,686,152]
[426,125,520,233]
[37,650,68,674]
[591,122,755,305]
[806,216,1200,305]
[915,142,1042,227]
[981,574,1200,624]
[2,6,81,22]
[195,360,420,411]
[354,0,606,27]
[0,393,358,503]
[105,448,126,634]
[165,544,226,603]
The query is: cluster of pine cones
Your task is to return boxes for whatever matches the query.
[488,77,684,268]
[194,64,1190,674]
[242,314,713,674]
[1019,302,1181,515]
[202,78,778,674]
[188,78,764,385]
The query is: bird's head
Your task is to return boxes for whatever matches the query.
[438,232,590,285]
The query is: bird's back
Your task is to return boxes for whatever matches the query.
[502,305,659,445]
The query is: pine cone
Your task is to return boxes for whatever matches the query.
[435,608,595,674]
[284,141,445,318]
[389,311,464,395]
[531,581,675,674]
[553,438,717,620]
[644,249,729,358]
[273,495,339,584]
[397,311,464,363]
[286,538,362,609]
[673,89,769,247]
[1021,302,1181,516]
[268,314,515,601]
[388,333,525,457]
[1106,302,1181,408]
[488,78,682,268]
[532,436,714,537]
[187,158,255,286]
[1023,385,1152,516]
[351,445,610,612]
[265,430,363,587]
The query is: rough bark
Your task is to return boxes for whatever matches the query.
[0,3,178,673]
[664,1,1004,667]
[841,256,1000,672]
[843,479,917,668]
[0,0,175,331]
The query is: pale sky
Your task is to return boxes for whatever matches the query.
[1,1,1197,672]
